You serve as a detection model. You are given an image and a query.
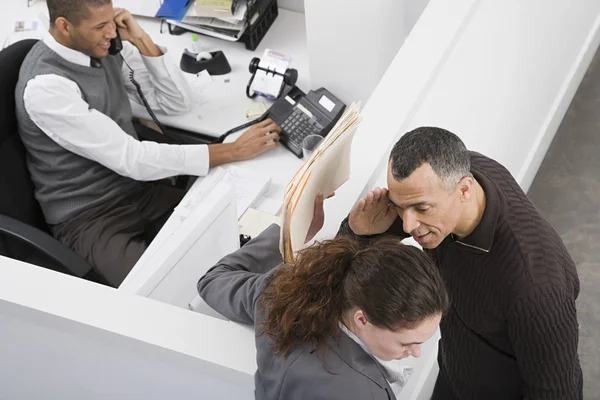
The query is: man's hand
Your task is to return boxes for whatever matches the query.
[348,187,397,236]
[232,119,281,161]
[113,8,161,57]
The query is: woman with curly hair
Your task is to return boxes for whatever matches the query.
[198,220,449,400]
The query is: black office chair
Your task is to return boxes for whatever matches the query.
[0,39,93,279]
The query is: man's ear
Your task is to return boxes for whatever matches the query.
[54,17,73,37]
[457,176,474,202]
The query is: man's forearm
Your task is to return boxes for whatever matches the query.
[130,34,162,57]
[208,143,239,167]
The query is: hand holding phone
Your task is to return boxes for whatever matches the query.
[112,8,146,43]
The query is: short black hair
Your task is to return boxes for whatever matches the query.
[47,0,112,26]
[389,127,472,190]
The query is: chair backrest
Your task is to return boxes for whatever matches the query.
[0,40,47,234]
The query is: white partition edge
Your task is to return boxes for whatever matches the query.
[0,256,257,380]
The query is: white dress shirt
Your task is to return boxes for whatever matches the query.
[23,34,210,180]
[339,322,414,397]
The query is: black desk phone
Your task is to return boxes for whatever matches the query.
[266,87,346,158]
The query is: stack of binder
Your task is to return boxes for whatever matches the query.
[279,104,362,264]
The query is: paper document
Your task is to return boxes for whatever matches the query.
[176,165,271,220]
[194,0,237,18]
[280,104,362,263]
[165,19,245,41]
[239,208,280,238]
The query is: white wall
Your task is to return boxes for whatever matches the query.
[278,0,304,13]
[318,0,600,240]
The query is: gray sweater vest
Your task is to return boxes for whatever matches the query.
[15,41,139,224]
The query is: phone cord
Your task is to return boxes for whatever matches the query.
[121,55,169,136]
[121,54,264,144]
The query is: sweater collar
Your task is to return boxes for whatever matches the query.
[43,33,91,67]
[453,167,507,253]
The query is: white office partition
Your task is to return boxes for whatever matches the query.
[0,257,256,400]
[119,181,239,310]
[304,0,406,105]
[405,0,431,37]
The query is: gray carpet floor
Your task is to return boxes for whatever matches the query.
[528,45,600,399]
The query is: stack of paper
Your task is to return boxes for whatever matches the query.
[168,0,249,41]
[195,0,238,18]
[279,104,362,264]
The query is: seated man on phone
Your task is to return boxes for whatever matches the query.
[15,0,281,287]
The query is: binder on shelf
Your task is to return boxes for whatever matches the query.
[165,0,278,50]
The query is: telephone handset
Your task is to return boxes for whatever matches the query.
[263,87,346,158]
[108,32,123,56]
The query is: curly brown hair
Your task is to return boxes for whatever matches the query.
[259,236,449,356]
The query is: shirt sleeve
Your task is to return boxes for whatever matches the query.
[507,284,581,399]
[23,74,209,180]
[120,42,194,114]
[336,215,408,241]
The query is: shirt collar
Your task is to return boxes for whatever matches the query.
[326,326,393,394]
[453,165,507,253]
[338,322,413,387]
[43,33,91,67]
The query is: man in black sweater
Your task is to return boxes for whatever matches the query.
[339,127,582,399]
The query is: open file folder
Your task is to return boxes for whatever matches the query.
[279,104,362,264]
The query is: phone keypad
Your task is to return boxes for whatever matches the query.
[280,108,324,157]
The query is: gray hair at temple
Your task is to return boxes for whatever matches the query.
[389,127,473,191]
[47,0,112,26]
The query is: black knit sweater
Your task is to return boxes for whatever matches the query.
[339,152,581,399]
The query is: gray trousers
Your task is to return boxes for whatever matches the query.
[51,183,186,287]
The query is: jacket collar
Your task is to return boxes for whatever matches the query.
[453,167,507,253]
[326,333,395,399]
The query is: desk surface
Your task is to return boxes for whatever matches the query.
[132,10,308,211]
[5,0,308,212]
[133,10,310,137]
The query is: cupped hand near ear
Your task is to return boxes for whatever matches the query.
[348,187,396,236]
